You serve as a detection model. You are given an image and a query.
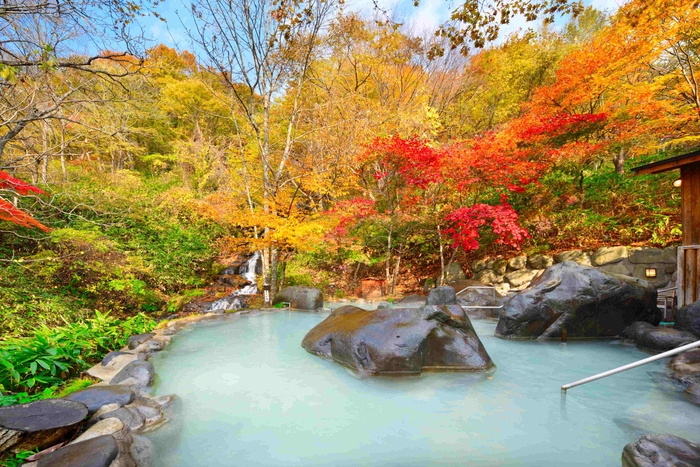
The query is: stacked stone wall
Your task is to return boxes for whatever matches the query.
[467,246,677,294]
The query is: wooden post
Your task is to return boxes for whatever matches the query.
[679,164,700,306]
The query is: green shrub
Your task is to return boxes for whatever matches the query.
[0,311,155,395]
[1,449,36,467]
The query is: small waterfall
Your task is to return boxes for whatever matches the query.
[210,252,260,312]
[237,251,260,295]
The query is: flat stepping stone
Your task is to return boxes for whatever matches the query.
[86,353,140,382]
[64,385,134,414]
[37,434,118,467]
[0,399,87,453]
[101,351,131,366]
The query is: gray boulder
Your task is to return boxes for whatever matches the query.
[492,258,508,275]
[527,254,553,270]
[376,301,391,310]
[427,286,456,305]
[444,262,466,283]
[396,294,427,307]
[504,269,541,288]
[675,300,700,337]
[92,407,144,431]
[64,385,134,415]
[685,384,700,406]
[272,286,323,311]
[591,246,628,266]
[472,259,488,273]
[131,435,154,467]
[508,255,527,271]
[669,349,700,385]
[629,247,677,264]
[622,434,700,467]
[555,250,592,266]
[635,327,697,352]
[496,262,660,340]
[127,333,153,350]
[37,435,119,467]
[473,269,503,285]
[622,322,655,341]
[301,305,494,375]
[110,361,155,387]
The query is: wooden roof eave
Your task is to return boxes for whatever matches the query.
[632,150,700,175]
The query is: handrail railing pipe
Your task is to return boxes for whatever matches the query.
[561,339,700,391]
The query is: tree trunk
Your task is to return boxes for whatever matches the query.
[613,148,629,175]
[438,225,446,286]
[60,123,67,183]
[385,225,393,289]
[41,120,49,184]
[391,252,401,295]
[350,261,361,295]
[270,246,279,296]
[279,259,287,291]
[261,248,271,304]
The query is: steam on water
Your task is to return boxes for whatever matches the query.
[210,252,260,311]
[146,311,700,467]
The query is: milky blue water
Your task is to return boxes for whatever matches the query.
[146,311,700,467]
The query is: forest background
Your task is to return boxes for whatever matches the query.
[1,0,697,341]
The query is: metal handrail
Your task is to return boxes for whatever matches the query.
[561,339,700,391]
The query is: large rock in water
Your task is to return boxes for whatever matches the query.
[675,300,700,338]
[272,286,323,310]
[301,305,494,375]
[622,434,700,467]
[634,327,697,352]
[496,262,660,340]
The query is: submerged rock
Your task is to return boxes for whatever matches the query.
[272,286,323,311]
[622,434,700,467]
[496,262,660,340]
[301,305,494,375]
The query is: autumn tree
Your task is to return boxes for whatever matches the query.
[186,0,340,298]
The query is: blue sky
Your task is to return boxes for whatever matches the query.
[145,0,628,51]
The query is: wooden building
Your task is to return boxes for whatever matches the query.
[633,150,700,307]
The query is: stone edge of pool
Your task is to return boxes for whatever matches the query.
[3,308,699,467]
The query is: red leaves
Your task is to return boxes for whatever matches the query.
[519,113,608,139]
[0,171,47,196]
[0,199,49,232]
[443,199,529,252]
[363,135,444,189]
[0,170,49,231]
[326,197,377,241]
